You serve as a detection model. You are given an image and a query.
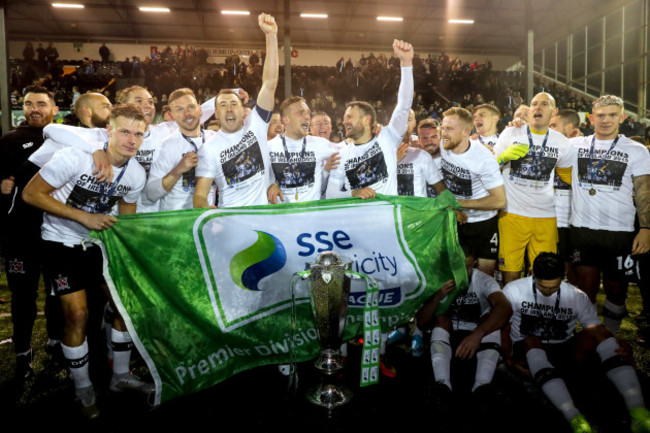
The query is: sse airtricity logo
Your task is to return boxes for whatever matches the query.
[229,230,287,291]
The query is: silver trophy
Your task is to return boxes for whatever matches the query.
[303,251,353,410]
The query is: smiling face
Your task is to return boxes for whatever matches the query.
[216,93,244,134]
[441,115,470,151]
[417,125,440,156]
[23,92,58,128]
[282,100,311,139]
[268,112,284,139]
[310,113,332,139]
[124,88,155,125]
[169,94,202,136]
[343,105,369,141]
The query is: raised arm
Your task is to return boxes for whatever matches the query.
[387,40,414,138]
[255,13,279,112]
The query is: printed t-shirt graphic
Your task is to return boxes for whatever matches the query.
[196,105,273,208]
[494,125,572,218]
[396,147,443,197]
[268,135,335,203]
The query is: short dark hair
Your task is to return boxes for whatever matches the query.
[23,85,55,102]
[532,252,565,280]
[417,118,440,131]
[555,109,581,129]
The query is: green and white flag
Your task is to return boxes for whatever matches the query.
[90,192,467,405]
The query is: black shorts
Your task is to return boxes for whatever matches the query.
[458,215,499,260]
[512,337,577,372]
[42,240,105,297]
[569,227,638,281]
[556,227,571,263]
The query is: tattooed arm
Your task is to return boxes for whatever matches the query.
[633,174,650,255]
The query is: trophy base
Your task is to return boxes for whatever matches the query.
[306,384,353,410]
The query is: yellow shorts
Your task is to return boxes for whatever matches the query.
[498,212,558,273]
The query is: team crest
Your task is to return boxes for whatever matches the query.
[55,275,71,292]
[8,260,25,274]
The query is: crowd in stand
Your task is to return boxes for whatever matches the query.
[8,41,609,141]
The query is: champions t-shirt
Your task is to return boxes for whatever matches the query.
[268,134,336,203]
[328,125,402,197]
[397,147,443,198]
[196,105,273,208]
[568,134,650,232]
[38,146,145,246]
[146,129,217,211]
[426,157,442,198]
[448,269,501,332]
[494,125,572,218]
[503,276,600,344]
[440,141,503,223]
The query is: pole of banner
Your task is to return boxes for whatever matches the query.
[525,0,534,103]
[283,0,292,99]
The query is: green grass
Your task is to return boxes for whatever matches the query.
[2,267,650,404]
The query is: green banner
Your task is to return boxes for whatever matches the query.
[90,192,467,405]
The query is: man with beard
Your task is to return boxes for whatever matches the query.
[73,93,112,129]
[0,85,64,381]
[440,107,505,276]
[194,13,282,208]
[416,118,442,198]
[145,88,216,210]
[326,39,414,200]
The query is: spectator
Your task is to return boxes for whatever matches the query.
[99,43,111,62]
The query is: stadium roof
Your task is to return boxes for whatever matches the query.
[3,0,638,56]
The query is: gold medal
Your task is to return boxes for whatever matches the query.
[295,191,299,200]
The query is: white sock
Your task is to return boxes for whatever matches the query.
[526,348,579,421]
[413,325,423,337]
[111,329,132,376]
[602,299,626,334]
[473,348,499,391]
[62,339,92,390]
[596,337,646,409]
[430,327,452,390]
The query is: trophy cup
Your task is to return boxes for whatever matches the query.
[304,251,353,410]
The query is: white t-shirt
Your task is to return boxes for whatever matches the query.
[440,141,503,223]
[470,133,499,151]
[494,125,572,218]
[326,66,413,199]
[396,147,443,198]
[39,146,145,246]
[30,124,106,168]
[268,134,337,203]
[503,276,600,344]
[196,105,273,208]
[568,134,650,232]
[426,157,442,198]
[448,269,502,332]
[145,129,217,211]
